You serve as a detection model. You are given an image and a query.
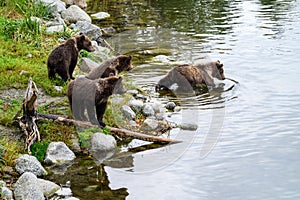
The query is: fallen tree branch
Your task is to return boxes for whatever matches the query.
[37,113,180,144]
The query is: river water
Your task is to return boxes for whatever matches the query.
[50,0,300,199]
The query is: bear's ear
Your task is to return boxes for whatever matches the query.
[127,55,132,60]
[79,34,85,40]
[216,61,223,69]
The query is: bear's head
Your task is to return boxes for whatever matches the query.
[211,60,225,80]
[75,34,95,52]
[112,55,133,73]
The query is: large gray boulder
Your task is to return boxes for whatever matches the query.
[73,21,102,40]
[61,5,91,23]
[44,142,76,164]
[14,172,44,200]
[15,154,47,176]
[90,132,116,164]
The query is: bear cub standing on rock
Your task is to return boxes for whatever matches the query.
[47,34,95,81]
[156,60,225,94]
[67,75,121,127]
[86,55,133,80]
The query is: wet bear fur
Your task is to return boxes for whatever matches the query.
[156,60,225,94]
[67,75,121,127]
[47,34,95,81]
[86,55,132,94]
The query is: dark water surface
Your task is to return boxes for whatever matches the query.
[52,0,300,199]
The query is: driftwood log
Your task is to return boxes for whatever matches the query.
[37,113,180,144]
[14,78,40,154]
[15,78,179,153]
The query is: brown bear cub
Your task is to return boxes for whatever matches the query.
[156,60,225,94]
[67,75,121,127]
[47,34,95,81]
[86,55,133,80]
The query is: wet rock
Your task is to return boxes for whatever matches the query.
[129,99,144,113]
[126,89,138,95]
[80,57,99,73]
[44,142,76,165]
[46,25,65,33]
[14,172,44,200]
[39,0,66,14]
[166,101,176,111]
[121,105,136,120]
[38,178,60,197]
[179,123,198,131]
[143,103,155,117]
[61,5,91,23]
[155,112,165,120]
[15,154,48,176]
[134,93,147,101]
[102,27,116,36]
[90,132,116,164]
[174,106,181,112]
[91,12,110,20]
[0,180,13,200]
[141,118,159,131]
[73,21,102,40]
[151,101,165,113]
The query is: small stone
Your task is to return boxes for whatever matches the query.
[179,123,198,131]
[46,25,65,33]
[129,99,144,113]
[134,93,147,101]
[91,12,110,20]
[44,142,76,165]
[141,118,159,131]
[151,101,165,113]
[174,106,181,112]
[129,120,137,126]
[166,101,176,111]
[126,90,138,95]
[121,105,136,120]
[155,113,165,120]
[143,103,155,117]
[26,53,33,58]
[0,180,13,200]
[53,85,63,92]
[38,178,60,197]
[19,70,30,75]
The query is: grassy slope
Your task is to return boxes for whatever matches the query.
[0,2,77,167]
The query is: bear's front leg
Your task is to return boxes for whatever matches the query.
[96,101,108,128]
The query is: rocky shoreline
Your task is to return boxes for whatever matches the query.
[0,1,199,199]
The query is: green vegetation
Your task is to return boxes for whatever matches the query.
[0,1,78,169]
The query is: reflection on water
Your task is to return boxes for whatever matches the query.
[50,0,300,199]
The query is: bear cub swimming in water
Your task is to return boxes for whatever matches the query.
[47,34,95,81]
[67,75,121,127]
[156,60,225,94]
